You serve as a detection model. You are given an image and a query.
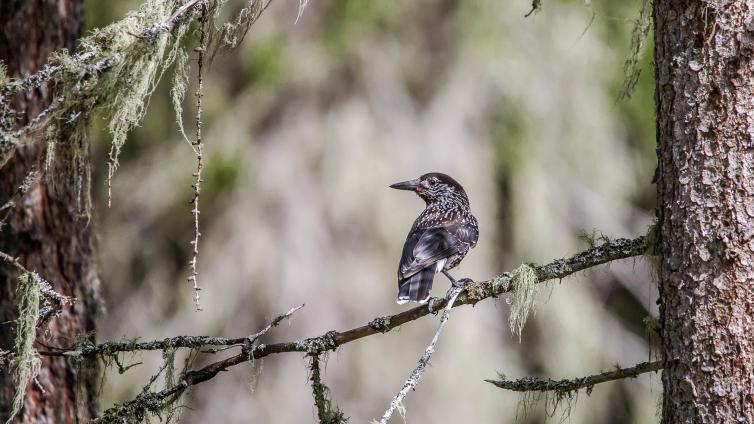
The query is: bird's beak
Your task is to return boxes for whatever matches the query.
[390,178,422,192]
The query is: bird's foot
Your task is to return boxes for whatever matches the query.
[453,277,474,288]
[426,297,442,314]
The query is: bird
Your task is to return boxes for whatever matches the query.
[390,172,479,304]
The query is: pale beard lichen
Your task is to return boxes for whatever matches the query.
[618,0,652,100]
[507,264,539,340]
[6,273,42,424]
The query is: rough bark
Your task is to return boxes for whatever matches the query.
[654,1,754,422]
[0,0,99,422]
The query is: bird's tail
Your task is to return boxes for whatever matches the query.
[396,267,435,304]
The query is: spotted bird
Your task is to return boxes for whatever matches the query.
[390,173,479,304]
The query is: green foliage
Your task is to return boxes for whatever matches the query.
[203,149,243,197]
[245,37,286,87]
[321,0,398,56]
[6,273,42,424]
[491,106,528,175]
[507,264,539,340]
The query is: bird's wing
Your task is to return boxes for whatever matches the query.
[446,221,479,248]
[399,227,460,279]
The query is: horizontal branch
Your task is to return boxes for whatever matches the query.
[379,286,463,424]
[42,304,304,358]
[45,236,646,361]
[92,304,303,423]
[485,360,663,394]
[85,236,647,422]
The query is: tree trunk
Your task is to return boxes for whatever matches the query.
[655,1,754,422]
[0,1,99,422]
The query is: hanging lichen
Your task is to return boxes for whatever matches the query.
[618,0,652,100]
[6,273,42,424]
[507,263,539,340]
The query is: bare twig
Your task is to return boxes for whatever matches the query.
[247,304,304,344]
[187,4,208,312]
[485,360,663,395]
[0,250,29,274]
[378,286,463,424]
[525,0,542,17]
[0,169,40,228]
[188,5,207,311]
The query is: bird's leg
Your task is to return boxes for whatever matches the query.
[441,270,458,286]
[443,270,472,288]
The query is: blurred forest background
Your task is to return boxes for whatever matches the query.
[84,0,658,422]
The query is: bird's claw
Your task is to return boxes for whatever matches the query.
[426,297,441,314]
[452,277,473,288]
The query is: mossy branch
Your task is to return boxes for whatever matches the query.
[37,236,646,361]
[0,250,73,323]
[5,273,42,424]
[485,360,662,395]
[90,304,303,423]
[69,236,646,423]
[40,304,304,358]
[10,237,644,422]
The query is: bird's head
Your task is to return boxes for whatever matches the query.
[390,172,468,205]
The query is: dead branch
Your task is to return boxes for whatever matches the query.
[378,286,463,424]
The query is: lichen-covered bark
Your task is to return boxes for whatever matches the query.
[0,0,99,422]
[654,1,754,422]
